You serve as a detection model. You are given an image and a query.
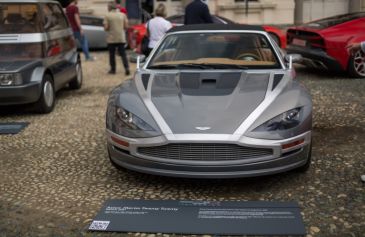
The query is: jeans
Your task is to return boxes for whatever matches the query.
[108,43,129,72]
[73,31,91,60]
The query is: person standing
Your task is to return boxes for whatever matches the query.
[66,0,94,61]
[184,0,213,25]
[145,4,172,56]
[104,2,130,75]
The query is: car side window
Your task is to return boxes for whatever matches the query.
[42,3,68,32]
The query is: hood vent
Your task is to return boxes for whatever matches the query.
[180,72,241,96]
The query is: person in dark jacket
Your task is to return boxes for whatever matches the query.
[184,0,213,25]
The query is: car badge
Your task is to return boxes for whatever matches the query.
[195,127,211,131]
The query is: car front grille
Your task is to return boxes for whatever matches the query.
[137,143,273,161]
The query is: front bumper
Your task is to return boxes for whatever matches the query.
[0,82,41,105]
[107,130,312,178]
[286,45,343,71]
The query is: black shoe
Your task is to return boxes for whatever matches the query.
[125,70,130,76]
[108,70,116,74]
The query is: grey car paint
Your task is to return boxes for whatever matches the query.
[80,15,108,49]
[150,72,270,134]
[106,29,312,178]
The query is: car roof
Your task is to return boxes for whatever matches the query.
[80,15,103,19]
[1,0,58,3]
[167,24,265,33]
[165,14,236,25]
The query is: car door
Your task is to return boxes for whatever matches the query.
[41,3,76,90]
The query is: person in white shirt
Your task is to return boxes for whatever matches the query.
[145,4,172,56]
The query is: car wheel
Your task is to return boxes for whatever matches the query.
[296,142,312,172]
[35,74,55,114]
[269,32,281,47]
[348,50,365,78]
[69,61,83,89]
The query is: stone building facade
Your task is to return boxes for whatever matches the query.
[76,0,365,25]
[156,0,295,25]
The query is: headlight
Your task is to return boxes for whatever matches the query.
[116,107,154,131]
[254,108,302,131]
[113,106,159,138]
[0,73,23,86]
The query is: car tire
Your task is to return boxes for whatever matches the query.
[348,50,365,78]
[269,32,281,48]
[69,61,83,90]
[34,74,55,114]
[296,142,312,172]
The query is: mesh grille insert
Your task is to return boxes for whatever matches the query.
[137,144,273,161]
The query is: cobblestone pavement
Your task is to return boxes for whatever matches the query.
[0,52,364,237]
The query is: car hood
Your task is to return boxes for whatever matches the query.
[142,71,271,134]
[0,60,41,72]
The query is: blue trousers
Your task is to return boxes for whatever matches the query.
[73,31,91,59]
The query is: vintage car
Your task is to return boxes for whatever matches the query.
[0,0,82,113]
[127,14,287,54]
[287,12,365,78]
[106,24,312,178]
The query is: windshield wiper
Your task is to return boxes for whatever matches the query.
[199,63,249,69]
[148,63,249,70]
[147,64,179,69]
[148,63,213,69]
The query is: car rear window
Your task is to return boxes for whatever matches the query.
[304,12,365,29]
[0,4,41,33]
[80,16,103,27]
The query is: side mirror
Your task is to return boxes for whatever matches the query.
[285,54,302,69]
[136,55,146,69]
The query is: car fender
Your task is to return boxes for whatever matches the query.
[245,80,312,140]
[345,36,365,61]
[30,67,47,83]
[106,78,160,133]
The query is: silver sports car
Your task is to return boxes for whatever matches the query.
[106,24,312,178]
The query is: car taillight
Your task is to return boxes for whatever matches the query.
[287,29,325,49]
[309,35,325,49]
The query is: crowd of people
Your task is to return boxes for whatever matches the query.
[64,0,214,75]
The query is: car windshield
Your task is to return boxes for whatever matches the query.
[0,43,43,61]
[147,32,281,70]
[0,4,41,33]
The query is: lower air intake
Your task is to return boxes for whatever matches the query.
[137,143,273,161]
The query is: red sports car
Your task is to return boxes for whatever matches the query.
[287,12,365,77]
[127,14,286,53]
